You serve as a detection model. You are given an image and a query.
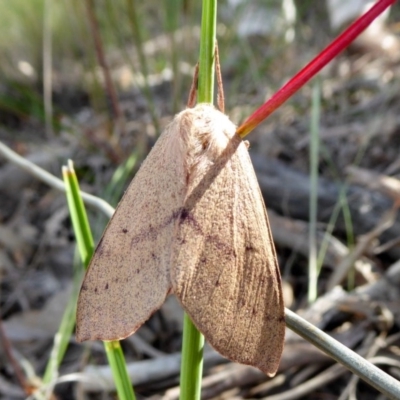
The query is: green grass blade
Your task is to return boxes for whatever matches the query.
[103,149,139,207]
[63,160,94,264]
[179,1,217,399]
[41,159,95,394]
[41,251,83,395]
[180,314,205,400]
[62,160,136,400]
[125,0,160,135]
[104,341,137,397]
[164,0,182,113]
[198,0,217,104]
[308,78,321,304]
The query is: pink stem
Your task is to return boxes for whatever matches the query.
[237,0,396,138]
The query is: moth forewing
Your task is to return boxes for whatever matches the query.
[76,119,187,342]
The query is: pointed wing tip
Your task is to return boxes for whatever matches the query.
[208,339,283,378]
[237,356,281,378]
[264,369,278,378]
[259,359,281,377]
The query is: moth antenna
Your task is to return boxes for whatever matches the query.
[215,42,225,113]
[187,63,199,108]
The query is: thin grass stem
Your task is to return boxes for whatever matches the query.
[63,161,136,400]
[308,78,321,303]
[179,1,217,399]
[85,0,123,125]
[126,0,160,134]
[285,309,400,399]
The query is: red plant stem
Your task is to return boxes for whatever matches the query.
[237,0,396,138]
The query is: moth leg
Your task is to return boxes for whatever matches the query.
[187,63,199,108]
[215,41,225,113]
[188,42,224,112]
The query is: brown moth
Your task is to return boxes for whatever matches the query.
[76,103,285,376]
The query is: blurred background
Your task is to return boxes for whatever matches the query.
[1,1,400,399]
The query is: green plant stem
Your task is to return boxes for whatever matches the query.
[165,0,182,113]
[104,341,136,399]
[198,0,217,104]
[42,0,53,138]
[41,162,96,396]
[63,161,136,400]
[179,1,217,399]
[180,315,205,399]
[63,161,94,264]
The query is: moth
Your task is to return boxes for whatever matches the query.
[76,61,285,377]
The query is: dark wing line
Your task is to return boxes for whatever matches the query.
[129,207,183,247]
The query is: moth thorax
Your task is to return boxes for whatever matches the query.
[181,105,237,171]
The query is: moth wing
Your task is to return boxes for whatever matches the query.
[76,122,186,342]
[172,132,284,376]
